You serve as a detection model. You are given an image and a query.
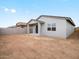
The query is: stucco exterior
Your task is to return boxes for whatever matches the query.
[38,17,67,38]
[66,21,75,37]
[1,15,75,39]
[25,15,75,38]
[29,25,36,34]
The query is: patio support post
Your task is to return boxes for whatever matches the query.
[27,24,29,34]
[38,22,41,35]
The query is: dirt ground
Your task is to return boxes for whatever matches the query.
[0,31,79,59]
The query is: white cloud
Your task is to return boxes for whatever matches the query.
[4,8,16,13]
[4,8,9,12]
[10,9,16,13]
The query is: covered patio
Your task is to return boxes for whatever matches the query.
[26,19,44,35]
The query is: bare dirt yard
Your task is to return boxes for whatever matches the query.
[0,31,79,59]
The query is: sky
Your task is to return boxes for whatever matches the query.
[0,0,79,27]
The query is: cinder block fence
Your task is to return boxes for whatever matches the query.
[0,28,27,35]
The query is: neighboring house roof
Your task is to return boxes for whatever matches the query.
[76,27,79,28]
[16,22,26,26]
[8,25,16,28]
[36,15,75,26]
[75,27,79,30]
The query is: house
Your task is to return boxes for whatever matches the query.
[15,15,75,38]
[25,15,75,38]
[16,22,26,28]
[8,25,16,28]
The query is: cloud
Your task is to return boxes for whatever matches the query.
[4,8,16,13]
[4,8,9,12]
[10,9,16,13]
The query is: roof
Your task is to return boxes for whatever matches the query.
[36,15,75,26]
[27,19,36,24]
[16,22,26,26]
[8,25,16,28]
[27,19,45,25]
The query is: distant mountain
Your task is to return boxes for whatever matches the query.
[75,27,79,31]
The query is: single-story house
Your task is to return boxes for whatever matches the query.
[8,25,16,28]
[16,22,26,28]
[16,15,75,38]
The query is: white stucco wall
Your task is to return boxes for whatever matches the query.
[29,25,36,34]
[39,17,67,38]
[66,21,75,37]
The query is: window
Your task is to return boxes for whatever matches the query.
[52,23,56,31]
[47,24,51,31]
[52,27,56,31]
[47,27,51,31]
[48,24,51,27]
[47,23,56,31]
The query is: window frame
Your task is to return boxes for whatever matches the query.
[52,27,56,31]
[47,23,56,31]
[47,27,51,31]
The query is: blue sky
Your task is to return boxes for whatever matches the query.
[0,0,79,27]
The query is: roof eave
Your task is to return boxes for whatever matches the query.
[36,15,75,26]
[65,17,75,26]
